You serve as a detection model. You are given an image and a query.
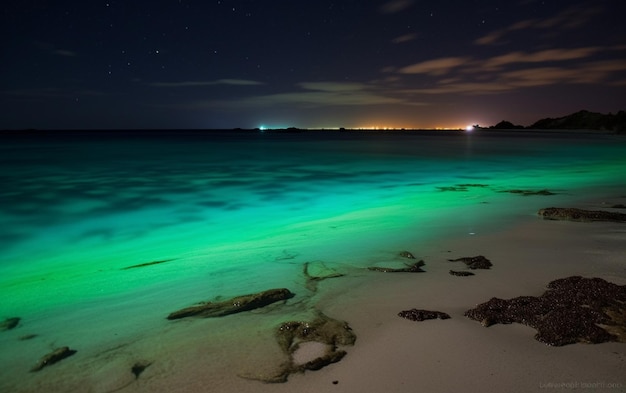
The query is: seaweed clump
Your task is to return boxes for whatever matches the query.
[465,276,626,346]
[538,207,626,222]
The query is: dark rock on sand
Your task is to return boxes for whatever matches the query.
[368,260,426,273]
[399,251,416,259]
[465,276,626,346]
[436,184,489,192]
[448,255,492,269]
[1,317,20,331]
[538,207,626,222]
[398,309,451,322]
[449,270,475,277]
[244,312,356,383]
[167,288,294,320]
[303,262,344,292]
[31,346,77,372]
[503,189,556,196]
[121,259,175,270]
[131,361,152,378]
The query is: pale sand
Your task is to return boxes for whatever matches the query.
[7,210,626,393]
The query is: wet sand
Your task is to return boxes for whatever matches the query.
[4,200,625,393]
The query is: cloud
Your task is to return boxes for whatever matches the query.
[379,0,414,14]
[196,81,413,109]
[395,47,626,95]
[392,33,418,44]
[149,79,264,87]
[474,4,604,46]
[398,57,469,76]
[298,82,369,92]
[35,41,78,57]
[482,47,600,69]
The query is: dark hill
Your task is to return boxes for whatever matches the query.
[528,110,626,132]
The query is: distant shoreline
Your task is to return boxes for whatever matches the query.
[0,127,623,136]
[2,109,624,134]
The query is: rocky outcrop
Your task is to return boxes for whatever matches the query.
[303,261,344,292]
[368,251,425,272]
[368,260,426,273]
[242,312,357,383]
[538,207,626,222]
[465,276,626,346]
[502,189,556,196]
[398,309,450,322]
[528,110,626,132]
[399,251,417,259]
[490,120,524,129]
[437,184,488,192]
[448,256,492,269]
[31,347,77,372]
[167,288,294,320]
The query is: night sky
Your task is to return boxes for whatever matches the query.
[2,0,625,130]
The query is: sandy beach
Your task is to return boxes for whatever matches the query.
[4,196,625,393]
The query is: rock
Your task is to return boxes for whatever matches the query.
[538,207,626,222]
[465,276,626,346]
[490,120,524,129]
[368,260,426,273]
[449,270,475,277]
[399,251,416,259]
[448,255,492,269]
[167,288,294,320]
[294,350,346,372]
[131,361,152,378]
[303,262,344,292]
[244,312,356,383]
[398,309,451,322]
[437,184,489,192]
[503,189,556,196]
[275,313,356,354]
[0,317,20,331]
[528,109,626,132]
[121,259,175,270]
[31,346,77,372]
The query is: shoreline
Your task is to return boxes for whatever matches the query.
[4,201,625,393]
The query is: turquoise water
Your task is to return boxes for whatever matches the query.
[1,130,625,388]
[2,131,625,308]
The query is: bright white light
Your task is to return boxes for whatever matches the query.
[465,125,474,131]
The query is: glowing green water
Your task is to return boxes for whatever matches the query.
[0,131,624,372]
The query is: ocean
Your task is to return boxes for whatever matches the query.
[1,129,625,390]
